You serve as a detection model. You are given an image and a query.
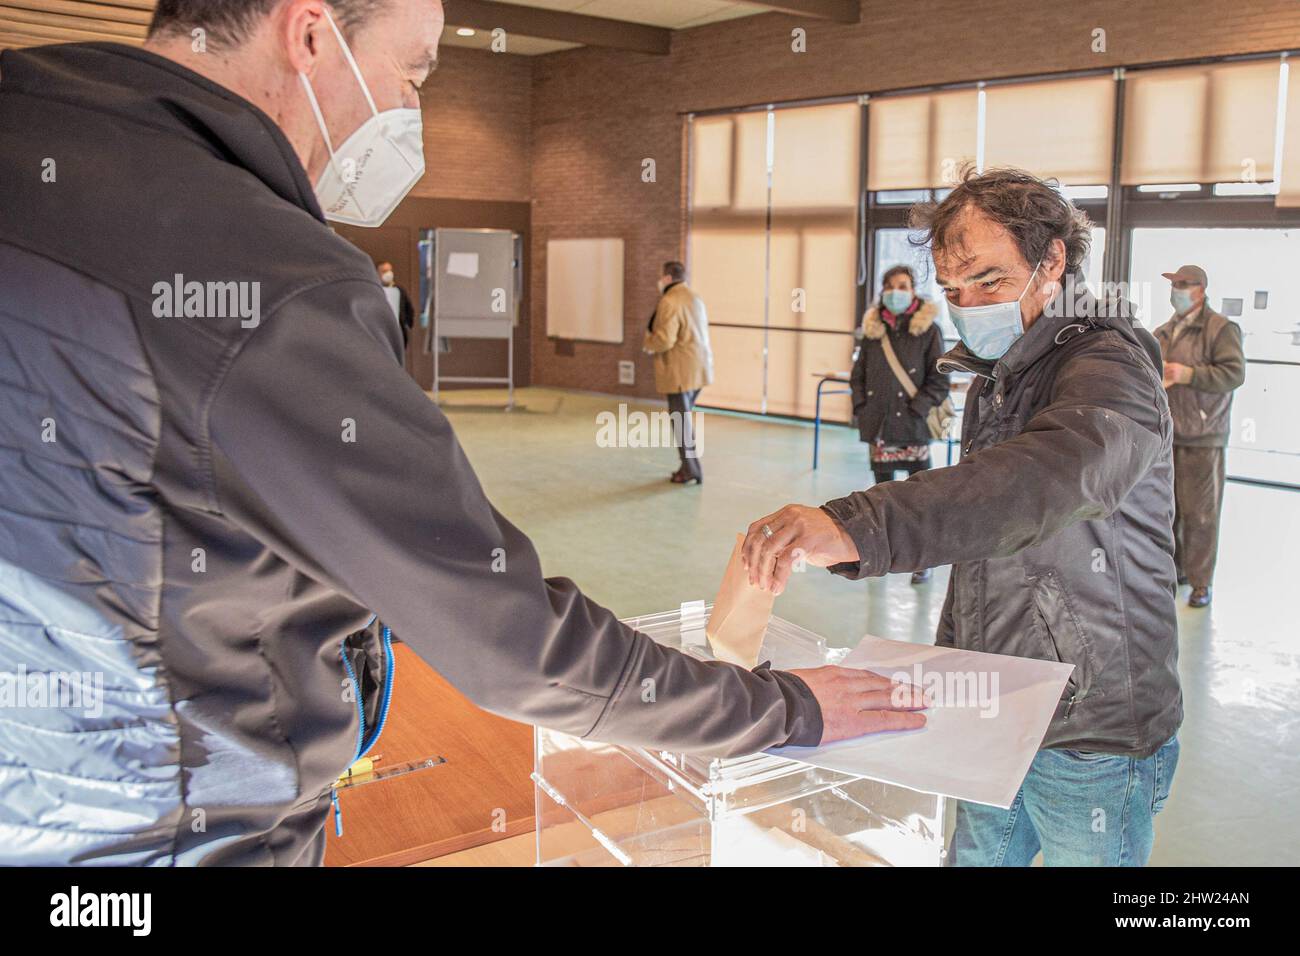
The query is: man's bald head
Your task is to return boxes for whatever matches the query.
[150,0,389,48]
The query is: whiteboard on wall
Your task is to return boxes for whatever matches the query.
[546,238,625,343]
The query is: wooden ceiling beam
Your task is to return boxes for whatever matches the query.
[1,0,153,25]
[0,6,147,40]
[444,0,671,55]
[743,0,860,23]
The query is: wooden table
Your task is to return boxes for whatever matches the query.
[323,643,535,866]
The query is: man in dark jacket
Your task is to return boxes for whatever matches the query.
[0,0,924,865]
[741,168,1182,866]
[377,260,416,350]
[1153,265,1246,608]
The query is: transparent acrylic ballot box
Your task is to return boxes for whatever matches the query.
[533,606,950,867]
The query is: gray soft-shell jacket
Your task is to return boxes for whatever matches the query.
[822,280,1183,758]
[0,43,820,866]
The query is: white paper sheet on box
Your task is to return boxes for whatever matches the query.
[769,636,1074,809]
[446,252,479,278]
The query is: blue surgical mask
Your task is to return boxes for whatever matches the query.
[1170,289,1195,314]
[947,259,1042,360]
[882,289,913,314]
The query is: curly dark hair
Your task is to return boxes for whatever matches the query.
[149,1,389,48]
[909,165,1093,277]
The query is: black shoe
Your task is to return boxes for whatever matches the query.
[670,469,702,485]
[910,568,932,585]
[1177,574,1189,586]
[1188,586,1211,608]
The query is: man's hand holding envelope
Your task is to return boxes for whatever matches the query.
[741,505,859,595]
[706,532,925,745]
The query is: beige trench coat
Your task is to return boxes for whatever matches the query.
[643,282,714,394]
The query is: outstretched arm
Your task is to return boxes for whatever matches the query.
[743,333,1165,590]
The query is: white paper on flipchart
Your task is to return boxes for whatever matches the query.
[769,636,1075,809]
[446,252,479,278]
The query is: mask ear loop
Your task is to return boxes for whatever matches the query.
[299,72,341,178]
[321,6,380,118]
[1013,256,1047,333]
[1017,258,1044,303]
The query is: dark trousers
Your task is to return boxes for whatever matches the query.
[1173,444,1226,588]
[872,458,929,485]
[667,389,701,479]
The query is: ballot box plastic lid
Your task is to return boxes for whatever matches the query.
[609,605,865,813]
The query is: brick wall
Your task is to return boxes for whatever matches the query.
[527,0,1300,399]
[415,44,531,202]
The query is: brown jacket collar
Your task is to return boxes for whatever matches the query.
[862,298,938,339]
[1156,302,1221,340]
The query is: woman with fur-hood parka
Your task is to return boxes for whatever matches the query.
[850,266,950,482]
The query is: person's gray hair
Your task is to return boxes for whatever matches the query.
[909,165,1093,276]
[149,1,389,48]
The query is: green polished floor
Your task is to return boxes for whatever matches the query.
[438,387,1299,866]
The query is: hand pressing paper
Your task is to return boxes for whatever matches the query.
[770,636,1075,808]
[705,533,775,668]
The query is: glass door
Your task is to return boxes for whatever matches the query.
[1129,227,1300,487]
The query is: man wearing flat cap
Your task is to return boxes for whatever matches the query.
[1153,265,1245,608]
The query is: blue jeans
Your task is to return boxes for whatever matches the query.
[949,735,1179,866]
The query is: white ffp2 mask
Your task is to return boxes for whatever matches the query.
[299,9,425,227]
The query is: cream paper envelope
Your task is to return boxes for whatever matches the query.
[770,635,1075,808]
[705,533,775,668]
